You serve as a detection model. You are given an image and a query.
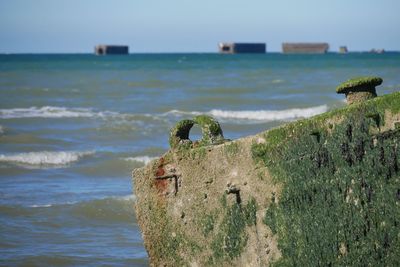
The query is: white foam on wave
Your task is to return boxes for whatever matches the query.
[0,106,118,119]
[164,110,202,117]
[0,105,329,124]
[113,194,136,202]
[30,203,58,208]
[29,200,84,208]
[0,151,95,167]
[209,105,328,121]
[165,105,328,123]
[123,156,158,165]
[29,194,136,208]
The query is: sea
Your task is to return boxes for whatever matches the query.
[1,53,399,266]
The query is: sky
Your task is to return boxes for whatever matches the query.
[0,0,399,53]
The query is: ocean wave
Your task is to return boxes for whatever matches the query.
[209,105,328,121]
[36,195,136,223]
[113,194,136,202]
[164,105,328,123]
[2,195,137,223]
[271,79,284,84]
[0,106,118,119]
[28,195,136,209]
[0,151,95,167]
[30,204,56,208]
[62,194,137,224]
[0,105,329,124]
[164,110,201,117]
[123,156,158,165]
[0,106,161,127]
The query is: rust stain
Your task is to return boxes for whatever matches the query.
[156,167,165,177]
[154,157,168,195]
[155,157,166,177]
[154,179,169,194]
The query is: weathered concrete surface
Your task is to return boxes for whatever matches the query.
[133,91,400,266]
[94,45,129,55]
[282,43,329,54]
[336,77,382,105]
[219,43,266,54]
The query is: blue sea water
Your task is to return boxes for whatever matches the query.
[0,53,399,266]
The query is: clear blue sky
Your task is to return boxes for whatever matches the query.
[0,0,399,53]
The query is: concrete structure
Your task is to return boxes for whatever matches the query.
[133,84,400,266]
[369,48,385,54]
[94,45,129,55]
[219,43,266,54]
[339,46,348,53]
[282,42,329,54]
[336,76,382,105]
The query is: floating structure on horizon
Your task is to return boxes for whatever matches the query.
[95,45,129,55]
[282,43,329,54]
[339,46,348,53]
[218,43,266,54]
[369,48,385,54]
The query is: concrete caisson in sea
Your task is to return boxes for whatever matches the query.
[339,46,348,53]
[133,77,400,266]
[218,43,266,54]
[94,45,129,55]
[282,42,329,54]
[369,48,385,54]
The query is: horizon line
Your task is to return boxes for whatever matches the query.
[1,51,400,55]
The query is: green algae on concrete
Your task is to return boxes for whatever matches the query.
[193,115,225,146]
[169,115,225,150]
[252,92,400,266]
[201,213,216,236]
[138,199,191,266]
[336,76,383,93]
[209,195,258,264]
[224,141,240,157]
[336,76,383,105]
[134,90,400,266]
[134,131,277,266]
[169,119,195,149]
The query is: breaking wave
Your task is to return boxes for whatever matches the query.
[27,194,136,209]
[165,105,328,123]
[0,151,95,167]
[123,156,158,165]
[0,105,329,124]
[0,106,117,119]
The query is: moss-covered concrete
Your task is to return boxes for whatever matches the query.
[336,76,383,93]
[169,119,195,149]
[169,115,226,150]
[133,91,400,266]
[252,92,400,266]
[336,76,383,105]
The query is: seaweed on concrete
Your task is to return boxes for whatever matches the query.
[252,93,400,266]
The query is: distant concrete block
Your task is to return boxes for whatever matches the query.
[95,45,129,55]
[219,43,266,54]
[282,43,329,54]
[339,46,348,53]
